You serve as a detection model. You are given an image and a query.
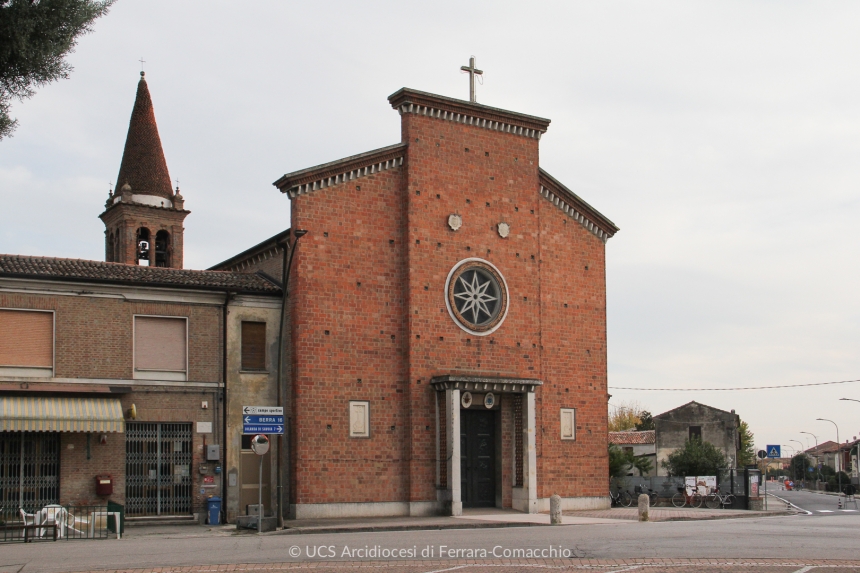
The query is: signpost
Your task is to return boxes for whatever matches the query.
[250,434,269,532]
[758,449,768,510]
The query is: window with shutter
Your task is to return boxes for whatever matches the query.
[241,322,266,371]
[0,309,54,377]
[134,316,187,380]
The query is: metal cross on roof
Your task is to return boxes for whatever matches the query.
[139,57,146,72]
[460,56,483,103]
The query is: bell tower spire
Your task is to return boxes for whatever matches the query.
[100,72,189,268]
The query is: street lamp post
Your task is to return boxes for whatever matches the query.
[817,418,841,498]
[800,431,820,483]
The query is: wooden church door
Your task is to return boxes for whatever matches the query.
[460,409,496,507]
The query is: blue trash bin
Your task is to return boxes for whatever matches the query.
[207,496,222,525]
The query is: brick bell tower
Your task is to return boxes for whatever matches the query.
[100,71,189,268]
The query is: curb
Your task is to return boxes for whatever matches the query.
[262,521,549,536]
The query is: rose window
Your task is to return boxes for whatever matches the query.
[445,258,509,335]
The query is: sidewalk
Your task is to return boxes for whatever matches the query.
[120,504,793,539]
[267,503,793,535]
[271,507,623,535]
[562,504,792,522]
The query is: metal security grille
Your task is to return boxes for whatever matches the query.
[125,423,192,516]
[0,432,60,512]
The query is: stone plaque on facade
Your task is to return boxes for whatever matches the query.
[560,408,576,440]
[349,401,370,438]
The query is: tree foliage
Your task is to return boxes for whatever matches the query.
[736,420,756,467]
[608,444,654,477]
[631,454,653,477]
[608,402,650,432]
[662,438,727,477]
[634,411,654,431]
[0,0,113,140]
[608,444,632,478]
[790,453,811,480]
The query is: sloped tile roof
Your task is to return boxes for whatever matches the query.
[609,430,656,445]
[115,73,174,201]
[0,254,281,295]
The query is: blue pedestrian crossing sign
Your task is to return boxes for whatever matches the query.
[766,445,781,458]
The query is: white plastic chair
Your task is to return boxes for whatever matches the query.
[37,505,67,538]
[19,508,37,540]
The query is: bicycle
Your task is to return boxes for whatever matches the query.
[634,484,659,507]
[609,484,634,507]
[671,486,703,508]
[703,486,734,509]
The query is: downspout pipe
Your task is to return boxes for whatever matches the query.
[221,290,235,522]
[277,229,307,528]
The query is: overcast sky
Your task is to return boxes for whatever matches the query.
[2,1,859,457]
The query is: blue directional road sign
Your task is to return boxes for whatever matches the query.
[242,415,284,435]
[243,415,284,425]
[766,445,781,458]
[243,423,283,435]
[241,406,285,434]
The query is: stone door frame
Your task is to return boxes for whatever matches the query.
[430,375,542,516]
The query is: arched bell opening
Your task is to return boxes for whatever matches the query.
[136,228,151,266]
[154,230,170,268]
[106,230,115,262]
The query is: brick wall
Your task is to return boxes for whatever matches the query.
[535,197,609,498]
[0,292,222,382]
[290,166,409,505]
[1,289,224,515]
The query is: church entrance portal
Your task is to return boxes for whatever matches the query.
[459,409,496,508]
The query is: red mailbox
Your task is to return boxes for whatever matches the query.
[95,474,113,496]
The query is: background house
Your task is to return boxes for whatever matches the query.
[609,430,656,477]
[654,401,740,476]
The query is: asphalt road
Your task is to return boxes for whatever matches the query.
[769,488,860,516]
[1,504,858,573]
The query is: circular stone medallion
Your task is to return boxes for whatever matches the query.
[448,214,463,231]
[461,392,473,409]
[444,258,510,336]
[484,393,496,409]
[497,222,510,238]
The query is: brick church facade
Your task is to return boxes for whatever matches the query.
[216,87,619,517]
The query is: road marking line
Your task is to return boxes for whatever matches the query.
[818,510,834,513]
[790,567,815,573]
[768,493,813,515]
